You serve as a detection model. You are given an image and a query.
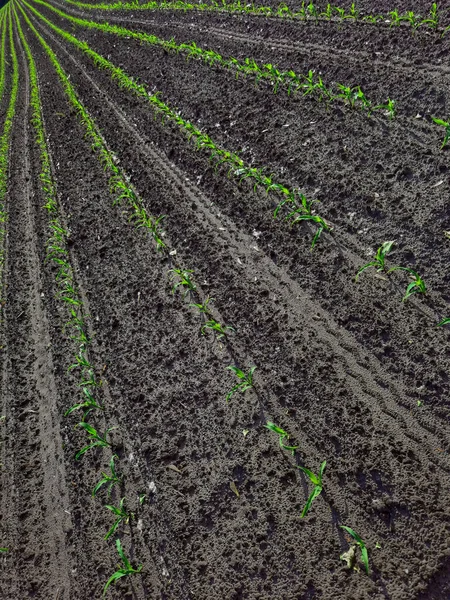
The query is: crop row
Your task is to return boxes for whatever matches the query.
[59,0,450,37]
[17,0,443,576]
[30,0,396,119]
[13,3,146,594]
[0,6,19,308]
[29,0,450,150]
[22,0,450,325]
[0,3,17,557]
[14,0,379,577]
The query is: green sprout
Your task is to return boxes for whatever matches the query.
[0,548,7,553]
[388,9,402,27]
[75,423,117,460]
[169,268,196,296]
[286,211,331,249]
[437,317,450,327]
[103,539,143,597]
[226,365,256,402]
[297,460,326,517]
[340,526,369,574]
[264,421,298,455]
[190,296,214,314]
[104,497,133,540]
[343,3,358,20]
[65,386,102,421]
[388,266,426,301]
[320,3,332,19]
[201,319,235,339]
[93,455,122,497]
[374,98,396,119]
[431,117,450,149]
[355,240,395,280]
[422,3,439,28]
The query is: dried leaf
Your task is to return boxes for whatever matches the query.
[230,481,240,498]
[340,545,357,570]
[167,465,182,474]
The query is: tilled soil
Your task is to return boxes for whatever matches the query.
[1,1,450,599]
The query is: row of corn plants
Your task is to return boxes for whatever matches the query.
[57,0,449,36]
[29,0,395,118]
[0,3,12,557]
[23,0,450,314]
[0,8,8,102]
[22,0,331,249]
[14,6,143,594]
[16,2,360,569]
[0,6,19,306]
[20,3,411,575]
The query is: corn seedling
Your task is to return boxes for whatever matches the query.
[103,539,143,597]
[343,2,358,20]
[75,423,117,460]
[104,497,133,539]
[169,268,196,296]
[388,9,402,27]
[93,455,122,497]
[340,526,369,574]
[423,3,439,28]
[388,267,426,301]
[190,296,214,314]
[0,548,7,552]
[264,422,298,455]
[373,98,396,120]
[437,317,450,327]
[286,212,330,250]
[320,4,332,20]
[297,460,326,517]
[65,386,103,421]
[226,365,256,402]
[201,319,234,339]
[431,117,450,149]
[355,240,395,280]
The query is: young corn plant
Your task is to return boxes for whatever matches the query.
[103,539,143,597]
[422,2,439,29]
[340,526,370,574]
[264,422,298,455]
[169,268,196,297]
[388,9,402,27]
[388,266,426,301]
[190,296,214,315]
[297,460,326,518]
[65,386,103,421]
[431,117,450,149]
[75,423,117,460]
[104,497,133,540]
[0,548,7,552]
[355,241,395,280]
[226,365,256,402]
[201,319,235,339]
[93,455,122,497]
[374,98,396,120]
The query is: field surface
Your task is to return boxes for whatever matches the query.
[0,0,450,598]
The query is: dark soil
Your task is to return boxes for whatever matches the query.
[1,1,450,599]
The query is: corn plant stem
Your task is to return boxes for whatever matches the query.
[21,0,330,247]
[57,0,450,35]
[0,7,20,304]
[28,0,387,118]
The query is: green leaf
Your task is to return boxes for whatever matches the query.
[340,525,364,546]
[103,570,127,596]
[297,465,319,485]
[361,545,370,574]
[300,485,322,517]
[437,317,450,327]
[264,422,287,436]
